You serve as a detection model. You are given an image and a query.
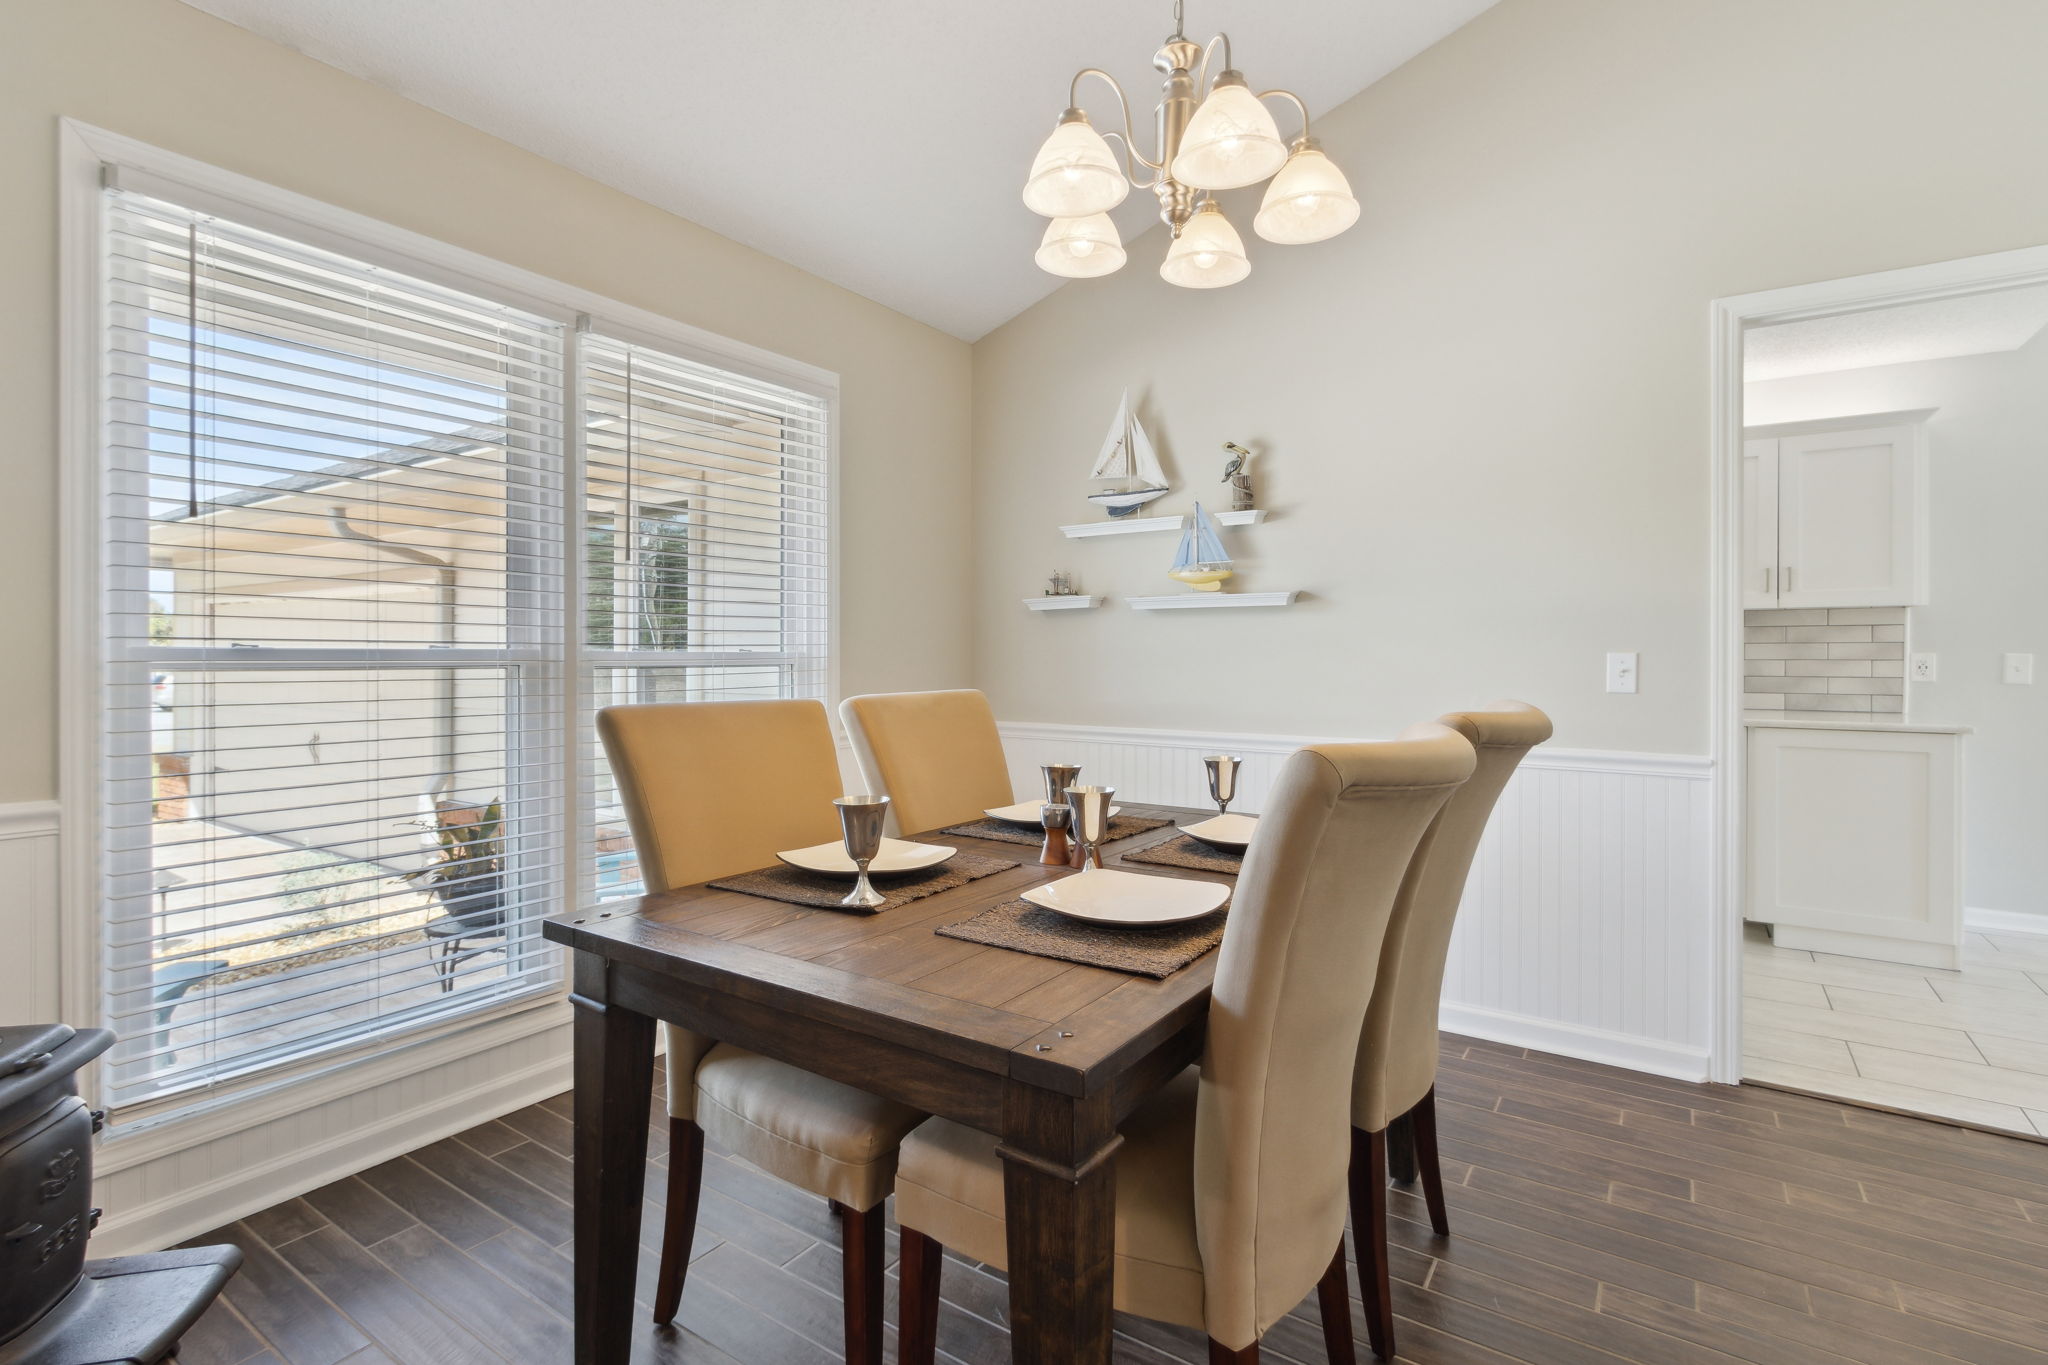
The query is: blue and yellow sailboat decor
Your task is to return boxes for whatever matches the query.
[1167,502,1234,592]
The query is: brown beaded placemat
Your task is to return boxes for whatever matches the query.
[938,814,1174,847]
[1121,834,1244,874]
[936,898,1227,979]
[707,850,1016,915]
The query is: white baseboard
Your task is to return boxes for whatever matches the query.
[1965,907,2048,937]
[1439,1003,1712,1082]
[93,1038,572,1255]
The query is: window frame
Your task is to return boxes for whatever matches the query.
[58,121,839,1144]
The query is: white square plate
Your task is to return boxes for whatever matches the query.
[984,800,1123,826]
[776,838,955,879]
[1179,813,1259,852]
[1019,868,1229,926]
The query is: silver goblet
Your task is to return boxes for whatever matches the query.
[1040,763,1082,807]
[833,795,891,909]
[1065,784,1115,871]
[1204,755,1242,816]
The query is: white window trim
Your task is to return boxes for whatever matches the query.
[57,119,841,1156]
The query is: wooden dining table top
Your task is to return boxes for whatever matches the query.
[541,802,1235,1117]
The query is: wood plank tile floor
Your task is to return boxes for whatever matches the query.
[172,1033,2048,1365]
[1744,922,2048,1138]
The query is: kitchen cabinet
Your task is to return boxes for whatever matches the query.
[1746,719,1963,969]
[1742,412,1930,609]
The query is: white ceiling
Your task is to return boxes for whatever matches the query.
[1745,286,2048,382]
[177,0,1499,341]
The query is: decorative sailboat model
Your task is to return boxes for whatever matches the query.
[1087,390,1170,517]
[1167,502,1235,592]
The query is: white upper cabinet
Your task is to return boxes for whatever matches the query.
[1742,412,1930,609]
[1741,438,1780,609]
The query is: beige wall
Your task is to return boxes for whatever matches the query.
[0,0,972,804]
[971,0,2048,754]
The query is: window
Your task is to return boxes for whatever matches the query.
[90,176,831,1111]
[579,334,831,897]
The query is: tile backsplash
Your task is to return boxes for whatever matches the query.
[1744,607,1907,715]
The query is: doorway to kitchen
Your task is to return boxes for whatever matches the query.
[1712,250,2048,1139]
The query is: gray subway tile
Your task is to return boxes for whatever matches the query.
[1827,607,1909,625]
[1787,659,1874,677]
[1789,625,1875,643]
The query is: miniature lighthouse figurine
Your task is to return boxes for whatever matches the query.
[1221,442,1256,512]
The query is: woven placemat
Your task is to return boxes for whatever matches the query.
[938,813,1174,848]
[1122,834,1244,874]
[707,850,1016,915]
[936,898,1226,979]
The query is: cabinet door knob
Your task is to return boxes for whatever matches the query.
[1784,566,1794,592]
[1764,567,1772,595]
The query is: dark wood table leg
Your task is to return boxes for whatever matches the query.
[998,1086,1120,1365]
[570,953,656,1365]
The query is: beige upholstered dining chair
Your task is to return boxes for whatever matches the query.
[597,698,924,1364]
[892,729,1478,1365]
[1348,701,1552,1360]
[838,689,1013,834]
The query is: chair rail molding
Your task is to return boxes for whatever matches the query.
[998,720,1715,1080]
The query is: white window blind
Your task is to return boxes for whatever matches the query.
[99,187,568,1108]
[580,333,831,898]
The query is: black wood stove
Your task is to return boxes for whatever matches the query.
[0,1024,239,1364]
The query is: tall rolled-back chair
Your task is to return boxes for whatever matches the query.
[893,728,1477,1363]
[838,689,1013,835]
[1348,701,1552,1360]
[598,698,925,1363]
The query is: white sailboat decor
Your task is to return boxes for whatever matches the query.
[1087,390,1170,517]
[1167,502,1235,592]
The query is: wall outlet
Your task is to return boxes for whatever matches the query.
[2004,652,2035,685]
[1910,653,1938,682]
[1606,651,1639,694]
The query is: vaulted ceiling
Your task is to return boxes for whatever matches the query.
[178,0,1499,340]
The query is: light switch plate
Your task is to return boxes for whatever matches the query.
[1910,653,1938,682]
[2004,652,2035,685]
[1606,651,1639,694]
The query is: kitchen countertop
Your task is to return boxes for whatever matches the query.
[1743,711,1971,736]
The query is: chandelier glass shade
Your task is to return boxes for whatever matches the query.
[1158,200,1249,288]
[1170,75,1289,190]
[1021,3,1357,289]
[1022,112,1129,218]
[1253,140,1360,244]
[1036,213,1128,279]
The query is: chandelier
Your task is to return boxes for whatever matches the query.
[1023,1,1359,288]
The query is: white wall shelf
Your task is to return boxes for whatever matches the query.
[1127,591,1299,610]
[1060,515,1182,539]
[1059,508,1269,539]
[1023,595,1103,611]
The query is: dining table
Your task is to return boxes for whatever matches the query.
[542,802,1236,1365]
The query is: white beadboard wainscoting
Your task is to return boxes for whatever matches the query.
[0,801,63,1022]
[999,721,1716,1079]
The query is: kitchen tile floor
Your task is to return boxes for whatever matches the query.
[1744,921,2048,1138]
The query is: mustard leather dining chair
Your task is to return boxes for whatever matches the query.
[1349,701,1552,1360]
[838,689,1014,835]
[890,729,1478,1365]
[598,698,924,1364]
